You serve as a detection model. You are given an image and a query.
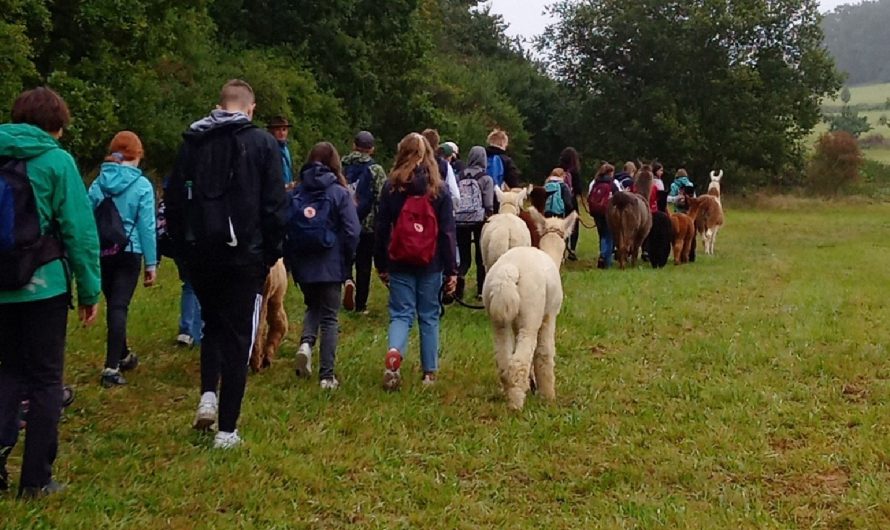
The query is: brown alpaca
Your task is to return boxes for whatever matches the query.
[669,213,695,264]
[688,195,724,256]
[250,259,289,373]
[518,185,549,248]
[607,167,653,269]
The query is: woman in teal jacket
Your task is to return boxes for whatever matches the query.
[88,131,157,387]
[0,88,101,498]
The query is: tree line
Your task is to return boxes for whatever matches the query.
[822,0,890,86]
[2,0,841,188]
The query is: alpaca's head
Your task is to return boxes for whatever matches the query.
[708,170,722,199]
[710,170,723,184]
[527,208,578,267]
[495,185,532,215]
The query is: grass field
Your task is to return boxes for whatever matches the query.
[3,200,890,529]
[826,82,890,107]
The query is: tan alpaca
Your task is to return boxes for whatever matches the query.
[250,259,289,372]
[480,186,533,269]
[688,195,724,256]
[483,208,578,411]
[708,170,723,203]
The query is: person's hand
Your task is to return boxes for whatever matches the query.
[378,271,390,288]
[144,269,157,287]
[444,275,457,295]
[78,304,99,326]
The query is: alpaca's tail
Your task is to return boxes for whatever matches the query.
[484,262,522,325]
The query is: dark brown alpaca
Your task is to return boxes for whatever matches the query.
[519,185,549,248]
[607,167,653,269]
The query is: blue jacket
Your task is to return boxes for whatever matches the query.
[280,142,294,185]
[289,162,360,284]
[88,162,157,268]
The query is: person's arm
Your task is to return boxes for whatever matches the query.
[561,183,575,215]
[374,184,394,275]
[504,155,521,188]
[447,164,460,210]
[52,150,101,308]
[437,192,458,278]
[137,182,158,285]
[482,176,495,216]
[571,170,583,198]
[339,188,361,264]
[260,136,289,268]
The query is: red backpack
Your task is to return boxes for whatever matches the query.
[388,195,438,267]
[587,180,613,216]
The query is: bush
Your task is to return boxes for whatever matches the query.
[859,133,889,149]
[807,131,863,195]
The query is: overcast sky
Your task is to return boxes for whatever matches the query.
[488,0,863,40]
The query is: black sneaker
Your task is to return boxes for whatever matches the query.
[61,385,75,408]
[100,369,127,388]
[119,352,139,372]
[18,480,65,499]
[0,446,11,491]
[567,249,578,261]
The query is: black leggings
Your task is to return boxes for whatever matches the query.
[101,252,142,369]
[456,223,485,296]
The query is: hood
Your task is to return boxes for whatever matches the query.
[342,151,373,165]
[674,176,693,187]
[187,109,251,135]
[299,162,338,191]
[467,146,487,170]
[94,162,144,196]
[486,145,507,156]
[595,174,614,184]
[0,123,60,160]
[614,171,632,181]
[401,166,432,196]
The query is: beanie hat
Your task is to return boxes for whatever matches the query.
[354,130,375,149]
[440,143,454,158]
[106,131,144,163]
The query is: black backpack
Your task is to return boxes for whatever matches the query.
[94,194,136,258]
[0,158,64,290]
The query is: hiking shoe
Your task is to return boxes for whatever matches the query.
[567,249,578,261]
[295,343,312,378]
[320,377,340,391]
[383,348,402,391]
[0,446,10,492]
[597,257,606,270]
[100,369,127,388]
[343,280,356,311]
[18,479,65,499]
[213,430,242,450]
[61,385,75,408]
[176,334,194,347]
[193,392,218,432]
[119,352,139,372]
[422,372,437,386]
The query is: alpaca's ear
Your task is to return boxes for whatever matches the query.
[518,186,529,203]
[528,207,546,233]
[563,212,578,238]
[495,186,505,203]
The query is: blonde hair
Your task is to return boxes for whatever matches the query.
[623,161,637,175]
[390,133,443,198]
[549,168,566,180]
[676,168,688,178]
[487,129,509,149]
[219,79,255,109]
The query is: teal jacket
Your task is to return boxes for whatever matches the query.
[88,163,157,269]
[0,123,101,306]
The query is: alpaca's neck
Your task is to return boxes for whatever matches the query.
[539,235,565,269]
[499,203,519,215]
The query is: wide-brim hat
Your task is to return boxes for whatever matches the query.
[266,116,292,129]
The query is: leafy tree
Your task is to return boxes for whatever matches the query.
[822,0,890,85]
[826,106,872,138]
[840,86,851,104]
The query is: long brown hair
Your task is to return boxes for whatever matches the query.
[389,133,442,197]
[595,162,615,180]
[306,142,347,187]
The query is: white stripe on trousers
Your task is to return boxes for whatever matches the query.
[246,294,263,366]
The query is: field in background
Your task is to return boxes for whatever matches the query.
[825,82,890,107]
[820,82,890,168]
[2,201,890,529]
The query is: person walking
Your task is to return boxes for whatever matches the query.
[266,116,295,189]
[341,131,386,313]
[88,131,157,387]
[0,87,101,497]
[485,129,521,189]
[289,143,360,389]
[587,163,620,269]
[375,133,457,390]
[454,146,494,301]
[558,147,583,260]
[165,79,288,449]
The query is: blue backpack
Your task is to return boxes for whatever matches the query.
[286,186,336,255]
[344,161,374,222]
[0,158,64,289]
[544,181,566,217]
[487,154,505,187]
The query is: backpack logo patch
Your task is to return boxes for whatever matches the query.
[303,206,317,219]
[413,223,424,233]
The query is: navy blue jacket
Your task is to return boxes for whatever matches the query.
[290,162,360,284]
[374,168,458,277]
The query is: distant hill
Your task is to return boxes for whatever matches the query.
[822,0,890,85]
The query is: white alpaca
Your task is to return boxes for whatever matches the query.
[480,186,533,269]
[708,170,723,204]
[483,208,578,410]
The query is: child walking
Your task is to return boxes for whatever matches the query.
[587,163,620,269]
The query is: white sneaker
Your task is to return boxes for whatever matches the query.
[176,334,194,347]
[320,377,340,390]
[213,430,242,449]
[193,392,218,431]
[295,343,312,378]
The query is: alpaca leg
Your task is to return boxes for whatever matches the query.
[710,228,719,255]
[533,315,557,401]
[507,329,538,410]
[263,303,288,368]
[493,324,515,394]
[673,238,683,265]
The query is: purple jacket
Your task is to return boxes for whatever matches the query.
[374,167,458,277]
[289,162,360,284]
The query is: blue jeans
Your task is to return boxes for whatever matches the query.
[594,214,613,268]
[176,261,203,344]
[388,272,443,373]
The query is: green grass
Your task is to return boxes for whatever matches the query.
[826,82,890,107]
[4,201,890,529]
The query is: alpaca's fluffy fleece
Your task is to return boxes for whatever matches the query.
[483,210,577,410]
[250,259,289,373]
[647,211,674,269]
[480,186,532,269]
[689,195,724,256]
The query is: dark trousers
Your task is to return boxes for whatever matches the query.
[456,223,485,297]
[190,267,264,434]
[353,232,375,312]
[0,294,68,490]
[101,252,141,369]
[298,282,342,380]
[569,218,580,252]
